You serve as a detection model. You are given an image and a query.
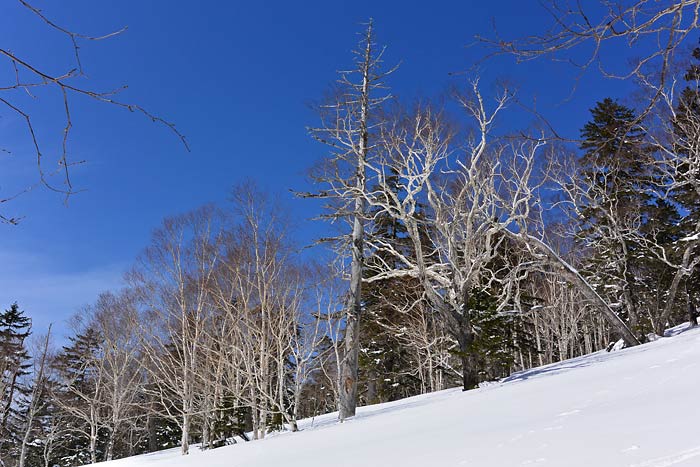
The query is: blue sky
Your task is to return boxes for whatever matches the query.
[0,0,640,339]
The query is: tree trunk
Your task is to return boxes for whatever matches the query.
[290,399,299,433]
[202,416,211,450]
[688,299,698,328]
[251,400,260,440]
[507,230,640,347]
[338,292,360,420]
[89,421,98,464]
[655,223,700,335]
[147,414,158,453]
[18,426,31,467]
[655,264,686,335]
[105,427,115,461]
[686,280,698,328]
[338,21,373,422]
[622,286,641,338]
[458,328,478,391]
[258,408,267,439]
[181,413,190,455]
[455,306,478,391]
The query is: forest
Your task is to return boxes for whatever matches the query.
[2,1,700,466]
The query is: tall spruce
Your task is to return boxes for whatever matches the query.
[0,303,32,464]
[577,98,653,336]
[52,328,105,465]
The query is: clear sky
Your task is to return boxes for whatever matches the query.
[0,0,640,339]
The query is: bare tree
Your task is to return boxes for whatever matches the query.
[38,410,68,467]
[90,292,144,461]
[361,85,524,388]
[308,270,346,416]
[474,0,700,340]
[304,19,395,419]
[549,145,652,337]
[369,294,454,394]
[208,183,306,438]
[130,206,220,456]
[363,79,640,386]
[484,0,700,113]
[633,72,700,333]
[530,272,610,362]
[287,283,327,432]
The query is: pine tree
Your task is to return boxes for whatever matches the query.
[577,98,655,336]
[52,328,105,466]
[0,302,32,464]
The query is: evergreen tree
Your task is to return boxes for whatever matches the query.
[360,170,421,402]
[52,328,106,466]
[358,169,451,401]
[0,302,32,464]
[465,236,540,382]
[577,98,656,336]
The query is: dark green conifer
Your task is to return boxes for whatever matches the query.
[0,303,32,463]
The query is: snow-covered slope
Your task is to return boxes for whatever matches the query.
[103,326,700,467]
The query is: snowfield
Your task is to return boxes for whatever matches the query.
[101,325,700,467]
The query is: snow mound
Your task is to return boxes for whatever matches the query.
[99,327,700,467]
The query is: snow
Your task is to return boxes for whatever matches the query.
[610,338,625,351]
[98,326,700,467]
[679,232,700,242]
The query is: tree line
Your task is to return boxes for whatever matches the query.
[3,3,700,465]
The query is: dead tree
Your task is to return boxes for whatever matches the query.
[304,20,395,419]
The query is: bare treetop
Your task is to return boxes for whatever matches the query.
[481,1,700,112]
[1,0,188,225]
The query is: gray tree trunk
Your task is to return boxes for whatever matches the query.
[686,280,699,328]
[147,413,158,452]
[338,21,373,421]
[105,428,116,462]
